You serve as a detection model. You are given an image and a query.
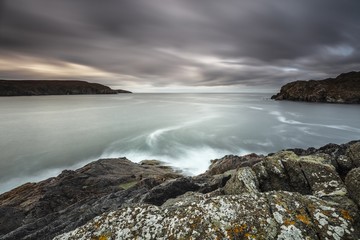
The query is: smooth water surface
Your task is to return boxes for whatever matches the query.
[0,93,359,193]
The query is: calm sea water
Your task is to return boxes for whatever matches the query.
[0,93,359,193]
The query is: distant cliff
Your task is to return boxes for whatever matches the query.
[0,80,131,96]
[271,71,360,103]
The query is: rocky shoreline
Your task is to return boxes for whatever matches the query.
[271,71,360,103]
[1,141,360,239]
[0,80,131,96]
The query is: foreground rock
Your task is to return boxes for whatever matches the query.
[0,80,131,96]
[55,192,357,240]
[0,159,180,239]
[1,140,360,239]
[271,71,360,103]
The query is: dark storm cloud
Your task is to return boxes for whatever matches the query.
[0,0,360,91]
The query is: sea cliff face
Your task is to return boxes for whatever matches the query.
[1,141,360,239]
[271,71,360,103]
[0,80,131,96]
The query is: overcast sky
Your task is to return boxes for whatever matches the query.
[0,0,359,92]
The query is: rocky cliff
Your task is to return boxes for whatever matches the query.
[271,71,360,103]
[1,141,360,239]
[0,80,131,96]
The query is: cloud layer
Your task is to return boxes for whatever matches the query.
[1,0,359,91]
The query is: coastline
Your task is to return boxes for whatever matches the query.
[1,140,360,239]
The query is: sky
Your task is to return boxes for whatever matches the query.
[0,0,359,92]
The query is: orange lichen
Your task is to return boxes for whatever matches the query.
[226,224,250,238]
[244,233,256,239]
[341,210,353,221]
[284,219,296,226]
[94,221,101,229]
[296,214,311,225]
[98,236,108,240]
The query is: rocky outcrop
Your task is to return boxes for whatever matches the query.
[114,89,132,93]
[1,140,360,239]
[55,191,358,240]
[0,80,131,96]
[346,168,360,207]
[206,153,264,175]
[271,71,360,103]
[0,159,180,239]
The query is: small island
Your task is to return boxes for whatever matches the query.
[271,71,360,103]
[0,80,131,96]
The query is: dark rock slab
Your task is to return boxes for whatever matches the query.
[0,158,180,239]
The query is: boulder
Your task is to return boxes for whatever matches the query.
[206,153,263,175]
[141,177,200,206]
[345,168,360,207]
[224,167,259,195]
[346,142,360,167]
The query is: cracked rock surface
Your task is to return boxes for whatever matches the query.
[1,140,360,240]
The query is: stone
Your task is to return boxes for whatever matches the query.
[253,151,293,192]
[2,140,360,239]
[0,157,180,240]
[346,142,360,167]
[299,159,347,198]
[224,167,259,195]
[54,191,358,240]
[206,153,263,175]
[345,168,360,207]
[141,177,200,206]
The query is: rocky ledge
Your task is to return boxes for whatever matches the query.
[1,141,360,239]
[0,80,131,96]
[271,71,360,103]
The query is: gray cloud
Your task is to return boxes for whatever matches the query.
[0,0,359,91]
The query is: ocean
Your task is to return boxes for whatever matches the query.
[0,93,359,193]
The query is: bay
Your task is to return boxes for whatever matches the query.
[0,93,359,193]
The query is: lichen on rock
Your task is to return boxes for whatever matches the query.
[2,140,360,240]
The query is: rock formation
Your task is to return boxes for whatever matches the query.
[271,71,360,103]
[0,80,131,96]
[1,141,360,239]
